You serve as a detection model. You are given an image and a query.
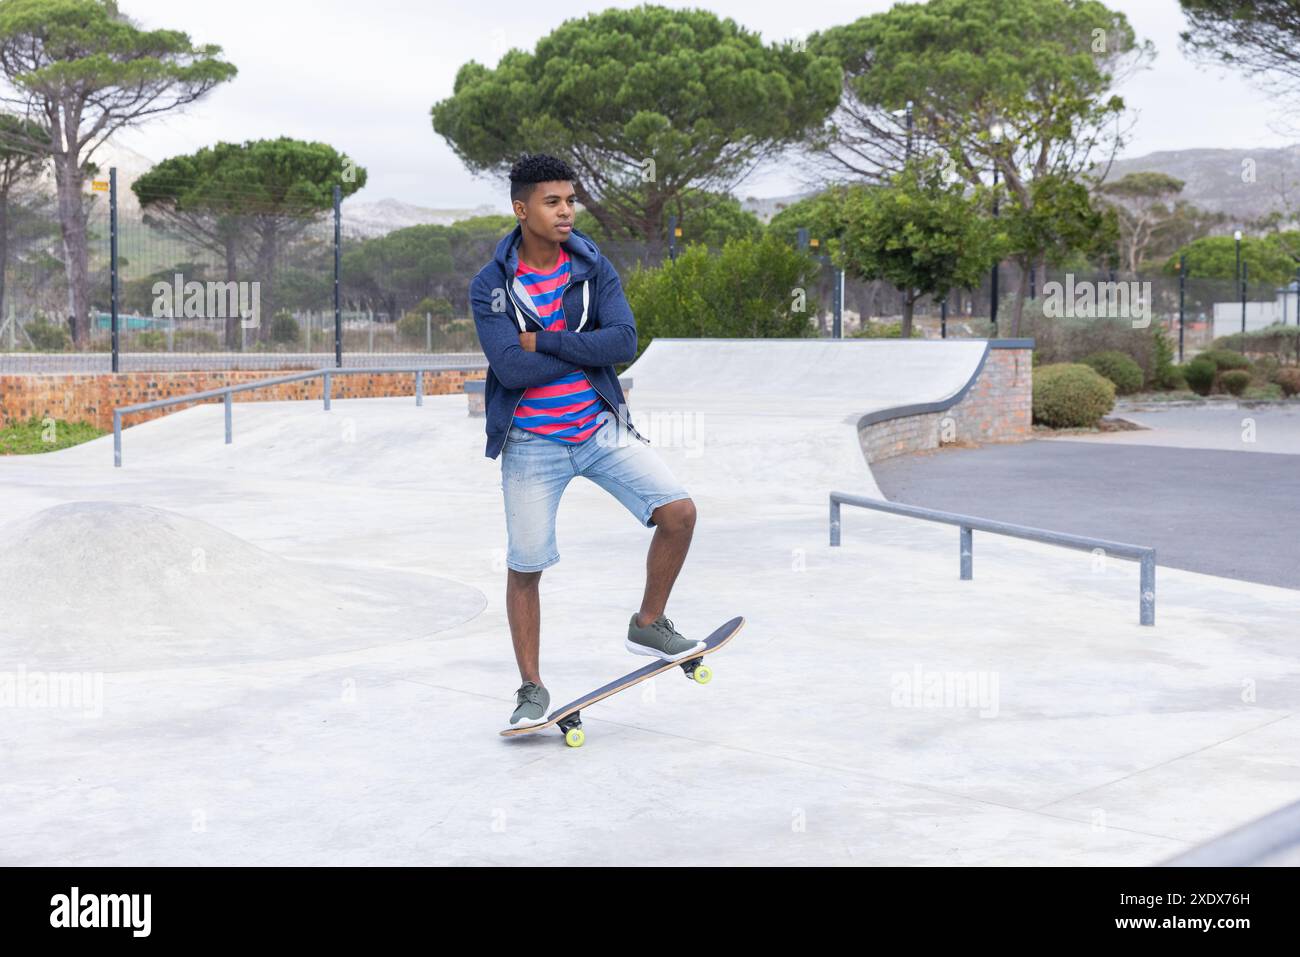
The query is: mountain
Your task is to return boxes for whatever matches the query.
[1091,145,1300,225]
[339,197,502,238]
[740,191,819,224]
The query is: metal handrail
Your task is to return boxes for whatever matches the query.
[112,365,472,467]
[829,491,1157,625]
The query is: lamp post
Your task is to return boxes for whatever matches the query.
[1233,229,1243,336]
[1178,254,1186,363]
[1241,261,1248,335]
[989,120,1005,337]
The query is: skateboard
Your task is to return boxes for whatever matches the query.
[500,616,745,747]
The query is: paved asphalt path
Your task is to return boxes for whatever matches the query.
[872,407,1300,590]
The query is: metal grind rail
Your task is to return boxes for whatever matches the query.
[113,366,455,467]
[829,491,1157,625]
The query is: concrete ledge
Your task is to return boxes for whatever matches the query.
[857,340,1035,463]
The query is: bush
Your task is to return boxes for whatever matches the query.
[1182,356,1217,395]
[1220,369,1251,396]
[25,319,70,351]
[173,329,222,351]
[270,311,301,345]
[1032,363,1116,428]
[1197,348,1252,372]
[1277,368,1300,397]
[625,233,822,349]
[410,296,454,320]
[1150,326,1181,389]
[397,311,430,346]
[1081,350,1144,394]
[134,331,167,351]
[854,320,922,338]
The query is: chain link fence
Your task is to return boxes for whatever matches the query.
[2,170,1295,372]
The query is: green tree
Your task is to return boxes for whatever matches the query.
[0,0,236,345]
[1179,1,1300,100]
[575,187,762,248]
[1146,200,1228,265]
[1096,172,1185,271]
[1003,174,1120,275]
[342,224,453,320]
[625,233,822,342]
[343,216,513,320]
[808,0,1153,331]
[766,188,849,247]
[136,138,364,344]
[0,113,46,326]
[833,160,1006,338]
[431,4,840,252]
[1162,234,1296,284]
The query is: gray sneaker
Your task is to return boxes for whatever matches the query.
[509,681,550,727]
[626,613,705,662]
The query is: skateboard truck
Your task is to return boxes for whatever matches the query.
[556,713,585,748]
[679,654,712,684]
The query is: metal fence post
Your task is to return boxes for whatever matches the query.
[1141,551,1156,626]
[110,167,119,373]
[333,184,342,368]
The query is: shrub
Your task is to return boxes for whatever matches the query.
[134,331,166,351]
[1219,369,1251,395]
[410,296,454,320]
[1150,325,1181,389]
[854,320,921,338]
[1277,368,1300,397]
[1197,348,1251,371]
[1032,363,1116,428]
[397,311,429,346]
[270,311,301,345]
[625,233,822,349]
[173,329,222,351]
[1254,355,1280,382]
[25,319,70,351]
[1182,356,1217,395]
[1081,350,1144,394]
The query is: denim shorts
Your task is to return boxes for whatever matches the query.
[499,415,691,572]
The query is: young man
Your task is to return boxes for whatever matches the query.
[469,154,702,728]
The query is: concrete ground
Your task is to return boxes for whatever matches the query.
[1,338,1297,865]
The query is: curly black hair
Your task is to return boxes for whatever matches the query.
[509,153,577,203]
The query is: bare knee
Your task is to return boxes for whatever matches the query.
[651,498,696,533]
[507,568,543,588]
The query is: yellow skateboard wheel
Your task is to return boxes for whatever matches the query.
[693,665,712,685]
[565,727,586,748]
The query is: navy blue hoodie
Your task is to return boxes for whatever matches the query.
[470,224,649,459]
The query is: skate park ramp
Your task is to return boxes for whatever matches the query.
[1,337,1298,866]
[0,501,484,671]
[619,337,988,500]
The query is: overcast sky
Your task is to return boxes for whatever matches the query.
[111,0,1297,210]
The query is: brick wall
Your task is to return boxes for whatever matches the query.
[859,344,1032,463]
[0,370,488,432]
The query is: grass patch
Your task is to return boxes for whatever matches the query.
[0,417,107,455]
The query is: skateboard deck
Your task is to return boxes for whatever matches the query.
[500,615,745,747]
